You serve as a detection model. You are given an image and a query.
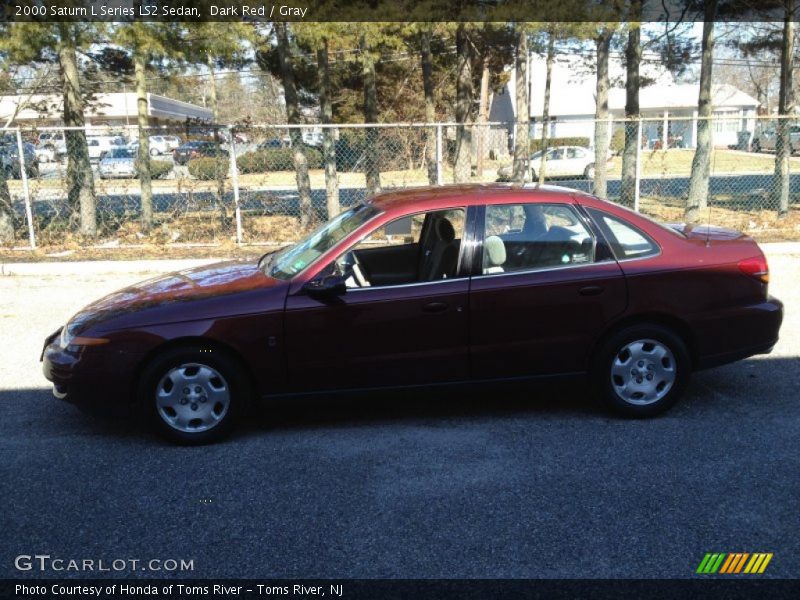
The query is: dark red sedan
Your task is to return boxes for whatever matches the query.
[42,184,783,443]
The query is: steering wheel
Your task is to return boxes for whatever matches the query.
[342,251,370,287]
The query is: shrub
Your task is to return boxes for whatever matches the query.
[149,160,172,179]
[529,137,591,153]
[335,129,422,172]
[237,146,322,173]
[187,157,229,180]
[609,128,626,154]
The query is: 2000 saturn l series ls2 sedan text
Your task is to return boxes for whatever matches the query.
[42,184,784,444]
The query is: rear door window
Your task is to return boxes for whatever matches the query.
[481,203,598,275]
[586,208,659,260]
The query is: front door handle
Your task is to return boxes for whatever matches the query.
[578,285,604,296]
[422,301,449,313]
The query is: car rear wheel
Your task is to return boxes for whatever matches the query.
[584,164,595,180]
[139,345,248,444]
[593,324,690,417]
[149,148,159,157]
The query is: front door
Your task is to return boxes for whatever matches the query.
[284,208,471,391]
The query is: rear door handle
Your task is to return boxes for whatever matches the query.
[422,301,449,313]
[578,285,604,296]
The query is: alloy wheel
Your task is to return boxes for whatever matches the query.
[610,339,676,406]
[155,363,230,433]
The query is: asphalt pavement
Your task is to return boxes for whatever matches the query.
[0,249,798,579]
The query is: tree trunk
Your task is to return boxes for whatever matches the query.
[538,31,556,185]
[58,24,96,237]
[0,166,13,245]
[276,22,313,228]
[134,52,153,232]
[318,39,339,219]
[476,56,490,177]
[593,28,613,198]
[685,7,716,222]
[361,34,381,196]
[420,29,437,185]
[512,28,529,184]
[206,53,218,123]
[620,17,641,208]
[454,23,473,183]
[773,0,795,218]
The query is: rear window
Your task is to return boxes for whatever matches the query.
[586,208,659,260]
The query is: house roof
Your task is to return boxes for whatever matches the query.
[0,92,212,124]
[503,53,759,119]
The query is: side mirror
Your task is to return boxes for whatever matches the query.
[303,275,347,299]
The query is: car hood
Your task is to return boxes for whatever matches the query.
[68,260,287,334]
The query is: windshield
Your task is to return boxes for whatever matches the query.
[268,204,380,279]
[108,148,133,159]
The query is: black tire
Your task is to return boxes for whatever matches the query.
[752,140,761,153]
[138,344,249,444]
[584,164,595,180]
[592,324,691,418]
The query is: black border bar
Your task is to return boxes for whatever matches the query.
[5,579,800,600]
[1,0,792,23]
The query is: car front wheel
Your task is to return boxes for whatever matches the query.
[584,164,595,180]
[139,345,248,444]
[593,324,690,417]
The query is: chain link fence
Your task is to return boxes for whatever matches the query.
[1,116,799,252]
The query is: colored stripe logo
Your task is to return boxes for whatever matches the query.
[696,553,773,574]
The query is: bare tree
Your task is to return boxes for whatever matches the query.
[275,22,313,228]
[773,0,795,218]
[593,27,614,198]
[317,39,339,218]
[685,1,717,222]
[454,23,473,183]
[511,27,529,184]
[538,29,556,185]
[620,10,641,208]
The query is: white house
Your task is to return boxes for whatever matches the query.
[490,53,759,150]
[0,92,212,129]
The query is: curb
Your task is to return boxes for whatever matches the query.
[0,259,222,277]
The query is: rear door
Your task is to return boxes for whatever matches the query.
[469,201,628,379]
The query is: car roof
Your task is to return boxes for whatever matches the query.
[368,184,583,214]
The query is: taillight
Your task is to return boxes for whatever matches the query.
[738,256,769,284]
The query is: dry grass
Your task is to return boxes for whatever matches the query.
[3,202,798,264]
[639,197,800,242]
[605,149,800,178]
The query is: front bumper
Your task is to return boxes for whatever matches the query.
[41,330,139,417]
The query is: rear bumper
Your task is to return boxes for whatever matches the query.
[695,297,784,370]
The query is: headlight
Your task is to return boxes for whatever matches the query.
[60,322,77,347]
[59,321,109,348]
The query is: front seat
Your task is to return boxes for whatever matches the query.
[483,236,506,274]
[420,217,459,281]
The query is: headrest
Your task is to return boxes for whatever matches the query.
[484,236,506,266]
[436,218,456,243]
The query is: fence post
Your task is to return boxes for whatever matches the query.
[15,128,36,249]
[435,124,443,185]
[634,117,642,212]
[227,126,243,245]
